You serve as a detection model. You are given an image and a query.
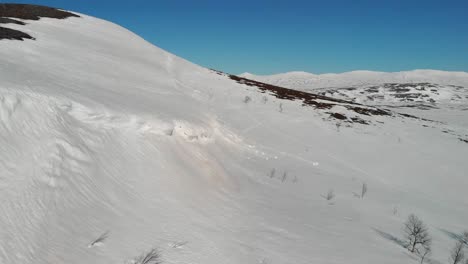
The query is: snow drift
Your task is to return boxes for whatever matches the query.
[1,5,467,264]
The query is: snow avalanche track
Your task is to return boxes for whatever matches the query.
[1,6,468,264]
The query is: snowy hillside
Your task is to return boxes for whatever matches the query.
[1,4,468,264]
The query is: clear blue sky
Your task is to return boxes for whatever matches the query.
[7,0,468,74]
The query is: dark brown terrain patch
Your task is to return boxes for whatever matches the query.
[397,112,434,122]
[0,4,79,41]
[0,4,79,20]
[0,17,25,25]
[330,113,347,120]
[350,117,369,125]
[0,26,33,40]
[329,112,369,125]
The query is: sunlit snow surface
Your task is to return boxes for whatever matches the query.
[1,13,468,264]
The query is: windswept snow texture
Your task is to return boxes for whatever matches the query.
[1,10,468,264]
[0,4,79,40]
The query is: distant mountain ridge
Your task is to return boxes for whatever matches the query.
[240,70,468,89]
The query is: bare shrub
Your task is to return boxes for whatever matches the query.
[279,103,283,113]
[403,214,431,253]
[243,96,251,104]
[88,231,109,248]
[281,172,288,182]
[269,169,276,178]
[335,122,341,132]
[128,248,161,264]
[262,96,268,104]
[322,189,335,201]
[170,241,188,249]
[463,231,468,245]
[450,240,465,264]
[417,245,431,264]
[361,183,367,199]
[393,206,399,216]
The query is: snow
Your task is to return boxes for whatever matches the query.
[241,70,468,89]
[1,12,468,264]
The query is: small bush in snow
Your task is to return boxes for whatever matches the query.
[269,168,276,178]
[243,96,251,104]
[403,214,431,253]
[417,245,431,264]
[335,122,341,132]
[281,172,288,182]
[450,240,465,264]
[463,231,468,245]
[393,206,399,216]
[127,248,161,264]
[88,231,109,248]
[322,189,335,201]
[361,183,367,199]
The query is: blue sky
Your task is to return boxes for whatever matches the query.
[7,0,468,74]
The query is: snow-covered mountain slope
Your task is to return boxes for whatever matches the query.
[1,5,467,264]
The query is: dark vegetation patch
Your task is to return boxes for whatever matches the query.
[328,112,370,125]
[350,117,369,125]
[0,4,79,41]
[387,83,436,89]
[448,85,465,90]
[0,17,25,25]
[396,104,438,110]
[347,105,389,116]
[460,138,468,144]
[390,87,411,93]
[0,26,33,40]
[0,4,79,20]
[330,113,347,120]
[365,87,379,93]
[397,112,434,122]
